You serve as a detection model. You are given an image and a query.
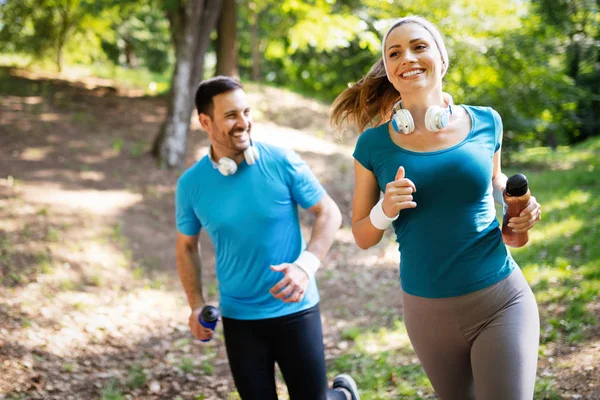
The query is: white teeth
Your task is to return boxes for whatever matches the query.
[402,69,424,78]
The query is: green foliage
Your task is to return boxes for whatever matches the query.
[233,0,598,149]
[1,0,597,146]
[0,0,116,70]
[101,2,173,73]
[450,15,580,155]
[0,0,171,73]
[532,0,600,144]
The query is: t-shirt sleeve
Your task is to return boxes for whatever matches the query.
[283,150,326,209]
[175,177,202,236]
[490,108,503,153]
[352,128,373,171]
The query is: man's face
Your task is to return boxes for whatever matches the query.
[199,89,252,160]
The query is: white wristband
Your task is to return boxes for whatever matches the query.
[369,198,398,230]
[293,250,321,280]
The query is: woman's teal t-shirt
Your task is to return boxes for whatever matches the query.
[353,105,516,298]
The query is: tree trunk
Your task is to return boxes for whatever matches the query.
[152,0,223,169]
[124,39,136,67]
[55,5,73,73]
[567,40,580,80]
[250,9,260,81]
[56,44,63,73]
[215,0,238,77]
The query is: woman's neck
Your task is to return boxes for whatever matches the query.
[401,90,445,111]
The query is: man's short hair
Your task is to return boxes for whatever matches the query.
[194,76,243,117]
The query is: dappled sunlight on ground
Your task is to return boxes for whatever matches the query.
[526,217,584,243]
[39,113,63,122]
[252,121,354,156]
[19,147,54,161]
[539,337,600,396]
[542,190,590,213]
[359,328,413,355]
[20,185,143,216]
[522,265,571,287]
[3,284,186,357]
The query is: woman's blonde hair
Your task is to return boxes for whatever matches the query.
[330,16,448,132]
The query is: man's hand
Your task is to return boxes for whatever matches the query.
[269,263,309,303]
[189,307,214,341]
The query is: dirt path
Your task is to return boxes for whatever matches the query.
[0,68,598,399]
[0,69,403,400]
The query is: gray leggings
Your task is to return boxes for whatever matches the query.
[402,268,539,400]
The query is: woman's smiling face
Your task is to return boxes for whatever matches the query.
[383,22,445,95]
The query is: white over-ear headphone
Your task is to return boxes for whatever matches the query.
[391,101,453,134]
[213,145,259,176]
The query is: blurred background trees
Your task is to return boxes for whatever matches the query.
[1,0,597,167]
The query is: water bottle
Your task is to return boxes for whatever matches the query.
[198,305,220,342]
[502,173,531,248]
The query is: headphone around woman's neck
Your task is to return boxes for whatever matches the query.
[391,101,453,134]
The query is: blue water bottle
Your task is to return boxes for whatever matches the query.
[198,305,220,342]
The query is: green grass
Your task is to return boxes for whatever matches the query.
[201,348,217,376]
[534,377,562,400]
[179,356,195,373]
[100,380,125,400]
[329,320,565,399]
[63,363,76,372]
[0,54,171,96]
[332,351,432,400]
[45,227,60,242]
[329,321,433,399]
[126,364,147,389]
[85,62,172,94]
[504,139,600,345]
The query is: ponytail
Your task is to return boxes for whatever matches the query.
[330,58,399,133]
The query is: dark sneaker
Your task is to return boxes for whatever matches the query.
[333,373,360,400]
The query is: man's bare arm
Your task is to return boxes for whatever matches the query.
[176,232,215,341]
[305,194,343,260]
[176,232,204,310]
[269,194,342,303]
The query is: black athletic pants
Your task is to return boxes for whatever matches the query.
[222,304,346,400]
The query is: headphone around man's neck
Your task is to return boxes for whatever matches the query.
[211,145,259,176]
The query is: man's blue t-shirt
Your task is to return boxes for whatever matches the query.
[175,142,325,319]
[353,105,516,298]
